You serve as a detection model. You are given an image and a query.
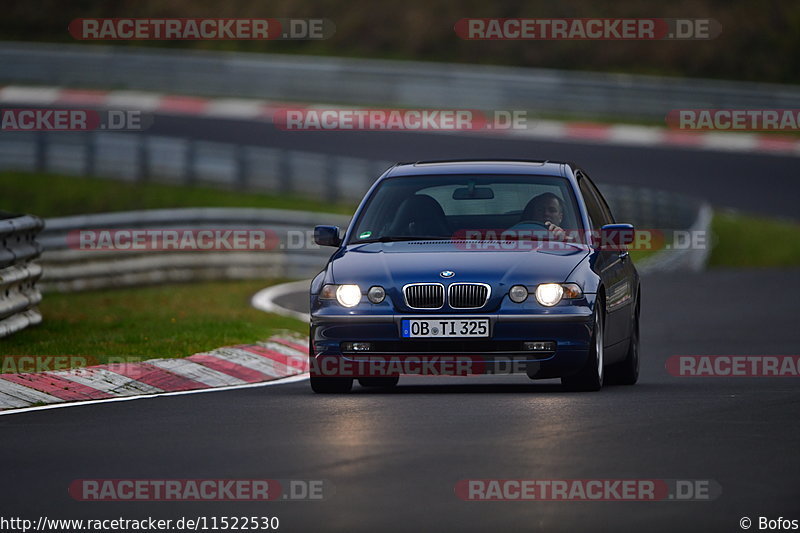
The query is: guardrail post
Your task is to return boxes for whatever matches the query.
[185,139,196,185]
[84,132,96,177]
[279,150,292,194]
[136,136,150,182]
[325,155,340,203]
[35,132,47,173]
[236,145,249,190]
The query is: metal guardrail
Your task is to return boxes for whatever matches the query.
[39,208,351,292]
[0,213,44,337]
[1,42,799,120]
[0,131,392,204]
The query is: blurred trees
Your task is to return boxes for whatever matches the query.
[2,0,798,83]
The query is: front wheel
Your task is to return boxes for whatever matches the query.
[562,301,604,391]
[308,335,353,393]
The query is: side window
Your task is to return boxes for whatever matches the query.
[577,172,607,231]
[588,180,616,225]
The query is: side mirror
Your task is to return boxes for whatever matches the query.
[314,225,341,247]
[599,223,635,250]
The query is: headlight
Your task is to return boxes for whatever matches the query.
[367,286,386,303]
[535,283,564,306]
[508,285,529,303]
[336,284,361,307]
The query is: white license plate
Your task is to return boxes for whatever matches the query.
[401,318,490,338]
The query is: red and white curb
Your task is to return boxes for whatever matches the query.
[0,336,309,413]
[1,85,799,157]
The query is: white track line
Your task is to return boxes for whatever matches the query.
[251,280,311,323]
[0,373,309,417]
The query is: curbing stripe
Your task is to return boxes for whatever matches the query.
[146,358,247,387]
[0,377,64,404]
[1,85,798,157]
[0,391,31,408]
[0,336,310,412]
[266,338,310,356]
[242,345,309,373]
[195,347,289,378]
[0,85,59,104]
[105,362,206,392]
[258,340,306,358]
[188,354,275,383]
[57,88,109,105]
[52,367,163,396]
[0,373,112,401]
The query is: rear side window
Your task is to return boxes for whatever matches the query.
[578,171,613,230]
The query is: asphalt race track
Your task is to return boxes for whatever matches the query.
[2,269,798,532]
[2,110,798,532]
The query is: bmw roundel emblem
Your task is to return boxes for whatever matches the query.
[440,270,455,278]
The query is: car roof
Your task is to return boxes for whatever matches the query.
[384,159,575,178]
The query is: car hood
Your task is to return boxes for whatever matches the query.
[330,241,589,289]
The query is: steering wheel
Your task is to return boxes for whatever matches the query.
[510,220,549,230]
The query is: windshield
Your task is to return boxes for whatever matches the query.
[348,174,584,244]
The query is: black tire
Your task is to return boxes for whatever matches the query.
[607,297,640,385]
[562,299,604,392]
[310,376,353,393]
[308,335,353,393]
[358,376,400,388]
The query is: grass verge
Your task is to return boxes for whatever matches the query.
[0,171,357,218]
[0,280,307,365]
[708,212,800,267]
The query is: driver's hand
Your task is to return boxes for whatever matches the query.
[545,221,574,242]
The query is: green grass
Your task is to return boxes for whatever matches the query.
[0,171,357,218]
[0,280,307,365]
[708,212,800,267]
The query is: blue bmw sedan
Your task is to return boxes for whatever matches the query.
[309,160,640,393]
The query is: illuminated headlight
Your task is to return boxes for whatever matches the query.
[336,284,362,307]
[535,283,564,307]
[367,286,386,304]
[508,285,529,303]
[534,283,583,306]
[320,284,362,307]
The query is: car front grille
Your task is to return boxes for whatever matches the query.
[448,283,490,309]
[404,283,445,309]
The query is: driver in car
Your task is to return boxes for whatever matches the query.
[516,192,575,241]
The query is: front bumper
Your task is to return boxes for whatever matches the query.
[310,301,595,379]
